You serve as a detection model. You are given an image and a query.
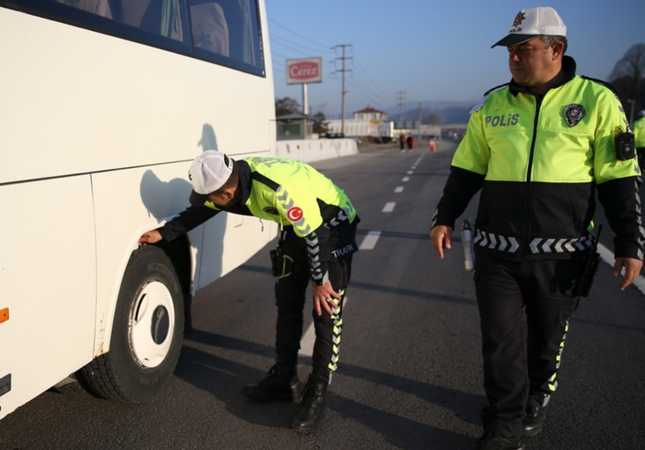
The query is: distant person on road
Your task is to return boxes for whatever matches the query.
[406,134,415,151]
[138,150,360,433]
[399,133,406,152]
[634,109,645,169]
[429,7,643,450]
[428,137,437,152]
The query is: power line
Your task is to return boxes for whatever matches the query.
[270,36,317,58]
[270,33,333,57]
[268,19,332,52]
[353,56,390,102]
[347,76,384,107]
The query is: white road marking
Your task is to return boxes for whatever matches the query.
[402,176,410,182]
[382,202,396,212]
[359,230,382,250]
[394,186,404,193]
[407,170,413,175]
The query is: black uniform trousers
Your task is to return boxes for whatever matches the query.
[473,252,582,439]
[274,219,358,383]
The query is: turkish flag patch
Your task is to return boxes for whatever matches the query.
[287,206,304,222]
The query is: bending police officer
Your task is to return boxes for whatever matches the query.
[138,150,359,433]
[430,7,643,450]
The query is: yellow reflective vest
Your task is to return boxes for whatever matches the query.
[161,156,358,284]
[204,157,357,237]
[433,56,644,261]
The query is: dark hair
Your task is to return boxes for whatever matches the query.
[212,160,239,195]
[541,35,568,53]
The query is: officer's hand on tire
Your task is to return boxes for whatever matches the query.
[138,229,162,246]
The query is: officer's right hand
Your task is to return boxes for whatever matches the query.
[138,229,162,246]
[430,225,453,259]
[614,257,643,290]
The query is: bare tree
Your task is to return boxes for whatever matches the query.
[311,110,329,135]
[609,43,645,123]
[275,97,301,117]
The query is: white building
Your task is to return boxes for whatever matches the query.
[326,106,389,137]
[352,106,388,121]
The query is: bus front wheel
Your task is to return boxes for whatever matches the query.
[77,245,184,402]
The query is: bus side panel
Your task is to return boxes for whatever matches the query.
[0,10,273,185]
[0,178,96,420]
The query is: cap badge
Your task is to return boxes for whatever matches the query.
[563,104,586,127]
[510,11,526,32]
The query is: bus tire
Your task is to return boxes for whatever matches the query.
[76,245,184,402]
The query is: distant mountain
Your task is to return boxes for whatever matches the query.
[382,100,476,125]
[325,100,477,123]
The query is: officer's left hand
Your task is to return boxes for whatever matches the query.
[614,257,643,290]
[312,280,341,316]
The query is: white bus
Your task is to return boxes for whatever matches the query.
[0,0,277,420]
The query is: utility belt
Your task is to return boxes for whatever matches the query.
[270,218,359,279]
[463,220,602,297]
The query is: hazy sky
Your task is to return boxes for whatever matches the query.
[266,1,645,119]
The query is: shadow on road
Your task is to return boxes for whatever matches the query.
[177,330,483,448]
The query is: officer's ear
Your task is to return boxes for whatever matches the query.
[220,187,236,200]
[550,41,565,60]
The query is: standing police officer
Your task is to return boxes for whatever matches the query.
[139,150,359,433]
[430,7,643,450]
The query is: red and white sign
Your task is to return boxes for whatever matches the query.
[286,58,323,85]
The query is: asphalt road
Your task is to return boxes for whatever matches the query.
[1,140,644,450]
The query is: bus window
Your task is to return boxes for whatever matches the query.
[189,0,263,74]
[190,2,229,56]
[130,0,188,42]
[56,0,113,18]
[49,0,190,42]
[6,0,263,75]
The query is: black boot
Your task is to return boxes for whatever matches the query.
[522,401,548,437]
[290,374,328,433]
[241,364,299,402]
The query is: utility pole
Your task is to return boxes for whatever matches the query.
[334,44,352,136]
[417,102,423,140]
[396,91,406,127]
